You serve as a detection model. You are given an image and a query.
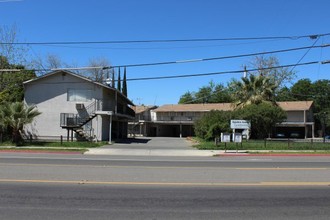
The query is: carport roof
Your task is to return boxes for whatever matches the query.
[154,101,313,112]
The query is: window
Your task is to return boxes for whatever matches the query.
[67,89,92,102]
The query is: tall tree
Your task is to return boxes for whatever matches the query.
[122,67,127,96]
[178,91,195,104]
[247,56,295,90]
[0,56,36,104]
[111,68,115,88]
[86,57,111,83]
[117,68,121,91]
[0,24,28,66]
[231,74,277,109]
[178,81,232,104]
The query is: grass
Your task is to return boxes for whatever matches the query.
[193,137,330,151]
[0,140,107,152]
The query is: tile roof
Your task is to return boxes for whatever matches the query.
[133,105,157,114]
[153,101,313,112]
[276,101,313,111]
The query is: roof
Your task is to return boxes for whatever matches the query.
[153,103,234,112]
[154,101,313,112]
[276,101,313,111]
[133,105,157,114]
[23,70,134,106]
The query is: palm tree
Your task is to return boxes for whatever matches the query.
[232,74,277,109]
[0,102,41,144]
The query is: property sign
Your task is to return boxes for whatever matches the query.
[230,120,251,129]
[221,133,231,142]
[233,133,242,143]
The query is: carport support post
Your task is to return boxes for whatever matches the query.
[109,114,112,144]
[180,123,182,138]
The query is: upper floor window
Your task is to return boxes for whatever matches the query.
[67,89,92,102]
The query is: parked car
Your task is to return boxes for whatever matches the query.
[290,132,300,138]
[275,133,285,138]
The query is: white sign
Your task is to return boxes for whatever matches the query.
[221,133,231,142]
[233,133,242,143]
[230,120,251,129]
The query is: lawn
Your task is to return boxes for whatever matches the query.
[193,138,330,151]
[0,141,107,152]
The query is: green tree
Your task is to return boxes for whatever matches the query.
[290,78,313,101]
[234,102,286,139]
[0,56,36,104]
[122,67,127,97]
[178,91,195,104]
[0,102,41,144]
[178,81,232,104]
[194,110,232,140]
[275,86,295,101]
[231,74,277,109]
[311,80,330,112]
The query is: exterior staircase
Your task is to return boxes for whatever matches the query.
[128,121,142,137]
[60,100,100,141]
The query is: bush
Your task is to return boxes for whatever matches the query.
[194,110,232,140]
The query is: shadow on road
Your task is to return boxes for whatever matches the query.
[114,138,151,144]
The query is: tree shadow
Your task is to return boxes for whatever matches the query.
[114,138,151,144]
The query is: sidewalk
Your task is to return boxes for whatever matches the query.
[85,137,224,157]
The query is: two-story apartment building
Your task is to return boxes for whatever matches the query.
[131,101,314,139]
[23,70,135,142]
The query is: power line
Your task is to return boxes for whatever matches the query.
[124,61,320,82]
[108,44,329,69]
[44,43,329,71]
[1,44,329,72]
[290,37,320,72]
[1,33,330,45]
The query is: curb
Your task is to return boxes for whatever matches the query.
[0,149,82,154]
[217,153,330,157]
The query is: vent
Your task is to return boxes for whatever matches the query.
[76,103,85,110]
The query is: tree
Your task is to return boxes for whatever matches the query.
[178,91,195,104]
[234,102,286,139]
[86,57,111,83]
[0,24,28,66]
[275,86,295,101]
[247,55,296,89]
[122,67,127,97]
[231,74,277,109]
[117,68,121,91]
[0,102,41,144]
[0,56,36,104]
[290,78,313,101]
[194,110,232,140]
[178,81,232,104]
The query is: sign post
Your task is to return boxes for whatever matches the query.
[221,133,231,152]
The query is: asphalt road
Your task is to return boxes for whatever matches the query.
[0,153,330,219]
[0,183,329,220]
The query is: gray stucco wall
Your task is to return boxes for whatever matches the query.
[24,72,103,139]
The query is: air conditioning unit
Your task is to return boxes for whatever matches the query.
[76,103,85,110]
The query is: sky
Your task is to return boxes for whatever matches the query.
[1,0,330,106]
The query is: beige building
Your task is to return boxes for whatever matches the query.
[24,70,135,142]
[130,101,314,139]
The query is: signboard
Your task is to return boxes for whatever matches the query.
[233,133,242,143]
[221,133,231,143]
[230,120,251,129]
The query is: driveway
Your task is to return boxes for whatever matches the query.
[85,137,222,156]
